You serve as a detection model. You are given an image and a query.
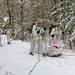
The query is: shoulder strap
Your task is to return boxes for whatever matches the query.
[55,27,56,32]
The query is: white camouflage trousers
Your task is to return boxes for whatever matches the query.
[30,38,46,54]
[0,34,2,45]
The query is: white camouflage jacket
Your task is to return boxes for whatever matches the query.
[32,25,44,40]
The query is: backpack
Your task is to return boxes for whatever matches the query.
[2,29,7,34]
[27,22,36,34]
[49,25,56,34]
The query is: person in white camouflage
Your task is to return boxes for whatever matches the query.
[29,19,47,56]
[0,28,2,46]
[49,23,63,57]
[6,28,11,44]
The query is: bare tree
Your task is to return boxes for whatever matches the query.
[6,0,11,28]
[20,0,24,41]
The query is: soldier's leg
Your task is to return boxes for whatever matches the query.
[39,39,46,56]
[7,35,11,44]
[29,39,36,55]
[0,35,2,46]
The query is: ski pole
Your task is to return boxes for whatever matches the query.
[49,37,53,45]
[38,34,40,62]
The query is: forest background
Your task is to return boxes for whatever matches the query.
[0,0,75,50]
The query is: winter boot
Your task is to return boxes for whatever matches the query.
[42,53,47,57]
[8,42,11,44]
[29,52,34,55]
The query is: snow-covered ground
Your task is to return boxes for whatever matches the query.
[0,35,75,75]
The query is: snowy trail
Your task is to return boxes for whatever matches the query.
[0,40,75,75]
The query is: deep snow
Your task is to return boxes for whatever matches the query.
[0,35,75,75]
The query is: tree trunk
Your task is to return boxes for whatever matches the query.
[20,0,24,41]
[7,0,11,28]
[53,0,57,21]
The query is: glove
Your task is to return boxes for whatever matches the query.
[44,27,46,31]
[51,34,54,38]
[37,30,40,34]
[62,31,64,34]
